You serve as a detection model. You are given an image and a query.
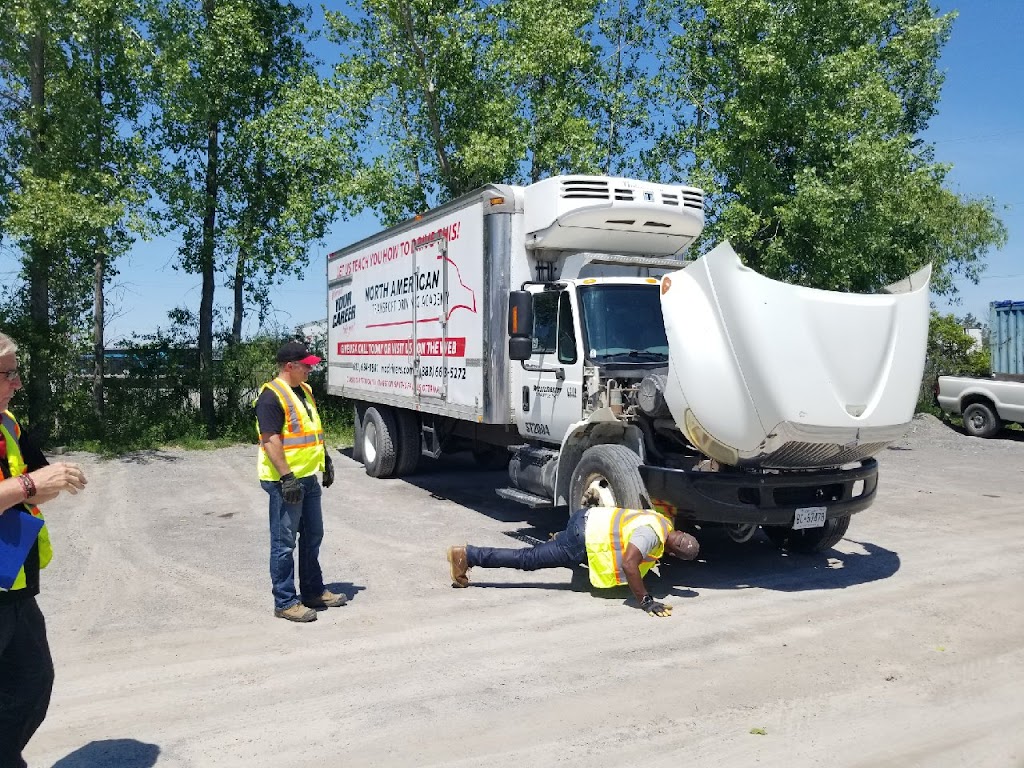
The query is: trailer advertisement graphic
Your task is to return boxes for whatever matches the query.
[327,205,485,406]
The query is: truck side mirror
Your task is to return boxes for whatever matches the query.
[508,291,533,361]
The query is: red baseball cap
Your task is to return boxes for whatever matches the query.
[276,341,321,366]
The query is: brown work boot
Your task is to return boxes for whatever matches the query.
[274,603,317,622]
[447,545,470,588]
[303,590,348,609]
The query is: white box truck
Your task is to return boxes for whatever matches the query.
[326,176,931,552]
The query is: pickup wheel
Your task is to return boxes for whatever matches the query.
[569,444,647,509]
[362,406,398,478]
[963,402,1001,438]
[393,409,421,476]
[762,515,851,554]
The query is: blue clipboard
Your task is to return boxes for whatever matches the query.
[0,506,44,591]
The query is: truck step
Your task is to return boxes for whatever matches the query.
[496,487,553,508]
[421,422,442,459]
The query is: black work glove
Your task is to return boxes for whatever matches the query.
[280,472,304,505]
[323,454,335,489]
[640,594,673,618]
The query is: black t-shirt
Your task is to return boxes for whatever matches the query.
[0,431,48,604]
[255,385,313,436]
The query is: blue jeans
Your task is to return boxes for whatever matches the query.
[262,475,325,610]
[467,509,587,571]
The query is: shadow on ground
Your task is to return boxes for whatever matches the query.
[52,739,159,768]
[338,447,901,596]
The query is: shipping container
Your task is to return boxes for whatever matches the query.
[989,300,1024,375]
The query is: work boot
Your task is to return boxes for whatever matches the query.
[274,603,317,622]
[303,590,348,609]
[447,545,470,588]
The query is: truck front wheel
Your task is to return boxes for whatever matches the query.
[762,515,851,554]
[569,444,647,510]
[963,402,1001,438]
[362,406,398,478]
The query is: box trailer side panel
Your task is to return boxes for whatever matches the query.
[327,196,512,423]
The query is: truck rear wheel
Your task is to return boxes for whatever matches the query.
[393,409,421,476]
[362,406,398,478]
[762,514,851,554]
[963,402,1001,438]
[351,402,367,463]
[569,444,647,510]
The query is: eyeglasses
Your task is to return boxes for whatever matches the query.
[0,370,20,382]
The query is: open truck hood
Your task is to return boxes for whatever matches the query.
[660,241,931,469]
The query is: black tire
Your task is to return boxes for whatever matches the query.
[362,406,398,478]
[351,402,367,463]
[762,514,851,554]
[963,402,1001,438]
[393,408,421,476]
[472,444,511,471]
[568,444,647,510]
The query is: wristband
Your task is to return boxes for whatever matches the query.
[18,474,36,499]
[640,594,654,608]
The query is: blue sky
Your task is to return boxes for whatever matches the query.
[74,1,1024,340]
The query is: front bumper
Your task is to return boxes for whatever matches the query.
[638,459,878,525]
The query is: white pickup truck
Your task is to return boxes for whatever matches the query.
[935,375,1024,437]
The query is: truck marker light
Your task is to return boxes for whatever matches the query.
[645,278,658,284]
[511,306,519,333]
[489,196,505,206]
[661,276,672,295]
[582,278,597,284]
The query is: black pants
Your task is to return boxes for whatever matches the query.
[0,597,54,768]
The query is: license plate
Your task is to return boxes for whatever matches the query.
[793,506,827,529]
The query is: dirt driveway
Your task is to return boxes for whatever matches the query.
[24,415,1024,768]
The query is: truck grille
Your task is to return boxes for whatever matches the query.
[754,441,890,469]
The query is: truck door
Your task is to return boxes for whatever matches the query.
[516,288,584,444]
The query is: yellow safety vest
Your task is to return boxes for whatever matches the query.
[1,410,51,591]
[584,507,671,588]
[256,378,326,481]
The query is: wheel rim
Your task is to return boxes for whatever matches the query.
[726,523,759,543]
[579,472,617,507]
[970,411,987,430]
[363,421,378,464]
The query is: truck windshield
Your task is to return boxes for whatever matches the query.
[577,284,668,363]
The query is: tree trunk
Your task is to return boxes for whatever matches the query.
[25,26,52,445]
[92,35,106,429]
[200,113,218,438]
[198,0,219,438]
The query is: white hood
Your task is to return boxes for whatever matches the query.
[660,241,931,468]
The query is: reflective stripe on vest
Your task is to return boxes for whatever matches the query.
[583,507,671,588]
[256,379,326,481]
[1,410,51,591]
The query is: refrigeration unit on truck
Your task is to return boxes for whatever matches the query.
[326,175,931,553]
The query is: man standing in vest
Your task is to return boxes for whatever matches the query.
[0,332,88,768]
[256,341,346,623]
[447,507,698,616]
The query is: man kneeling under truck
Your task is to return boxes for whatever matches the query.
[447,507,698,617]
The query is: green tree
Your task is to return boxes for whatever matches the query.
[0,0,149,442]
[649,0,1006,295]
[920,310,990,412]
[325,0,631,223]
[146,0,330,436]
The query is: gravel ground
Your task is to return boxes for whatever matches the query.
[22,414,1024,768]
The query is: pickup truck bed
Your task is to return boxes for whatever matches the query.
[936,374,1024,437]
